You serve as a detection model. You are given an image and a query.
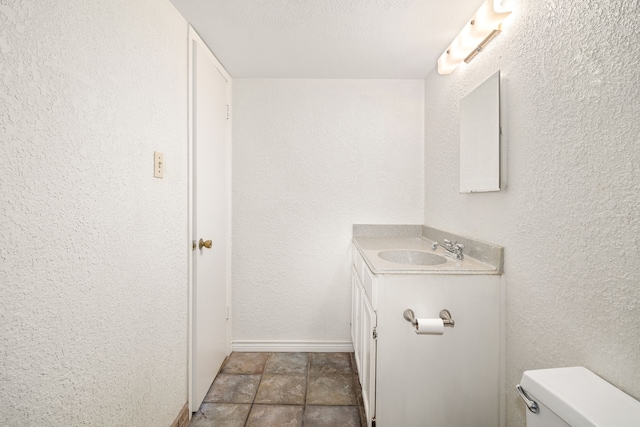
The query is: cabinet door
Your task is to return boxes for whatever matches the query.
[351,267,362,375]
[361,291,377,427]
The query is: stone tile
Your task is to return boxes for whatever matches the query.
[306,374,357,405]
[245,404,304,427]
[221,352,270,374]
[264,352,309,374]
[309,352,352,375]
[303,405,361,427]
[254,374,306,405]
[203,374,261,403]
[188,403,250,427]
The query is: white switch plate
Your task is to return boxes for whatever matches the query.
[154,151,164,178]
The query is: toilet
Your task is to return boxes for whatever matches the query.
[517,366,640,427]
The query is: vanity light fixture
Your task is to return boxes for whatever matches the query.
[437,0,511,74]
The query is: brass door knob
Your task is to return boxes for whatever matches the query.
[199,238,212,250]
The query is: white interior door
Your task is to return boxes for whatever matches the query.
[189,27,231,413]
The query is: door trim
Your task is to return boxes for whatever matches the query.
[187,25,233,415]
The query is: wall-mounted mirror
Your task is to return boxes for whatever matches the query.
[460,70,502,193]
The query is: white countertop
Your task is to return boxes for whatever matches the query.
[352,236,500,275]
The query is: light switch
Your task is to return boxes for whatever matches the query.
[154,151,164,178]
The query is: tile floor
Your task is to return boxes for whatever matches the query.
[189,352,367,427]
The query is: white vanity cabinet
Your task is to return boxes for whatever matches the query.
[351,246,377,427]
[351,243,503,427]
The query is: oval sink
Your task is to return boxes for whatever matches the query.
[377,250,447,266]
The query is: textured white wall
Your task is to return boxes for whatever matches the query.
[232,79,424,345]
[423,1,640,426]
[0,1,189,425]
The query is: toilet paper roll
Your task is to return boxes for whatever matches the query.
[415,318,445,335]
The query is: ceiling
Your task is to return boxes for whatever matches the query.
[168,0,484,79]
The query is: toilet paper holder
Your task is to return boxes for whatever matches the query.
[403,308,455,328]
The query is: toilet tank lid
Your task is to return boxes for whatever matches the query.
[520,367,640,427]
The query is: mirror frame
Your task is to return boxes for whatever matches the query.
[459,70,503,193]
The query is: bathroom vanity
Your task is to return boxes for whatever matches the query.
[351,225,504,427]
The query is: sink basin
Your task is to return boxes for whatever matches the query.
[377,250,447,266]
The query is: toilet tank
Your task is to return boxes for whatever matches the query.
[518,367,640,427]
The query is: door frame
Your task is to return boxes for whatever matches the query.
[187,25,233,415]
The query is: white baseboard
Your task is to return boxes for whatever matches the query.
[231,340,354,353]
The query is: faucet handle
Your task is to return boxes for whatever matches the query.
[454,242,464,249]
[444,239,451,244]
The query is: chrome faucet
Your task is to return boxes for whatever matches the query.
[431,239,464,260]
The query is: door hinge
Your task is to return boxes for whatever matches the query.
[372,327,377,340]
[226,306,231,320]
[226,105,230,120]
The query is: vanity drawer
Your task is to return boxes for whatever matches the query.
[352,245,359,268]
[361,262,374,304]
[354,247,364,281]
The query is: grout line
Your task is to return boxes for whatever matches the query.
[302,351,311,426]
[244,351,271,426]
